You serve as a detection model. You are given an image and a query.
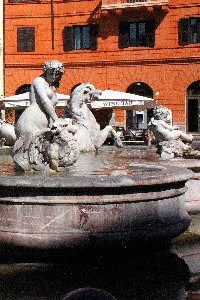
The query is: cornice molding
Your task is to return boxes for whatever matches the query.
[5,56,200,69]
[170,3,200,9]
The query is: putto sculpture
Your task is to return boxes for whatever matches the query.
[13,61,122,171]
[148,106,196,158]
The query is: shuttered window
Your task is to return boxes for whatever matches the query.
[179,17,200,46]
[63,24,98,51]
[17,27,35,52]
[119,20,155,49]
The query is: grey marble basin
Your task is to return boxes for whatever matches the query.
[0,163,193,250]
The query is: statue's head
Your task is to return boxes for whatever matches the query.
[43,60,65,74]
[43,60,65,88]
[71,82,94,94]
[153,106,171,122]
[70,82,102,102]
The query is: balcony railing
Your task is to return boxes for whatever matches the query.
[101,0,168,10]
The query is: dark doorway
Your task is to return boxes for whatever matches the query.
[127,82,153,98]
[14,84,31,123]
[15,84,31,95]
[188,99,198,132]
[187,81,200,132]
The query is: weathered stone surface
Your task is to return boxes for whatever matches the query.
[0,164,193,249]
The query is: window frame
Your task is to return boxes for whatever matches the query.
[73,25,90,50]
[129,21,146,47]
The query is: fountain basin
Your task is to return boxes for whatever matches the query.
[0,164,193,250]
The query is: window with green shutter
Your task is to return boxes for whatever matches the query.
[63,24,98,51]
[17,27,35,52]
[119,20,155,49]
[179,17,200,46]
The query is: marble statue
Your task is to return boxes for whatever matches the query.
[148,106,195,158]
[0,120,16,146]
[13,60,79,171]
[13,61,122,171]
[65,82,123,152]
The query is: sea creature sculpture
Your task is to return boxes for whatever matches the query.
[65,82,123,152]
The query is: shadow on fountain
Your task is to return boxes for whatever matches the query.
[0,250,191,300]
[0,234,173,264]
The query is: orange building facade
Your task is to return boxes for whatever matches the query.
[4,0,200,133]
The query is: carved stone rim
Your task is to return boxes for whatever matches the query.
[0,163,194,188]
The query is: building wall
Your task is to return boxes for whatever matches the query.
[4,0,200,130]
[0,0,4,98]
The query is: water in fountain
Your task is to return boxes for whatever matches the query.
[0,146,158,177]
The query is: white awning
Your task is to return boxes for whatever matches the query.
[1,90,156,110]
[2,92,70,108]
[91,90,156,110]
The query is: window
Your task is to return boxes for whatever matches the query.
[63,24,98,51]
[179,17,200,45]
[17,27,35,52]
[119,20,155,49]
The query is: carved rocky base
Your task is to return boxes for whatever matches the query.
[13,119,80,172]
[157,140,198,159]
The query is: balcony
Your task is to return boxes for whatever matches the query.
[101,0,168,12]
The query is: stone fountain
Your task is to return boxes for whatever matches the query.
[0,161,192,250]
[0,60,194,252]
